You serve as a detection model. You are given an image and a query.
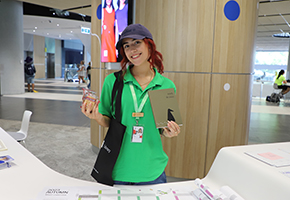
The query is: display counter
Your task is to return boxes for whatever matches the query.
[1,127,290,199]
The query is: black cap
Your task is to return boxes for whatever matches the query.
[116,24,153,49]
[25,56,33,63]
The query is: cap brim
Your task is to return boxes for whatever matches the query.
[116,34,147,49]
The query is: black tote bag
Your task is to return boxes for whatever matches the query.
[91,70,126,186]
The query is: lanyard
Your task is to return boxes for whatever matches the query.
[129,83,150,124]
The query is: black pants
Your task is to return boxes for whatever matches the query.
[278,85,290,94]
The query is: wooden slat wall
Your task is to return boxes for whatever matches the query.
[90,0,259,179]
[90,0,104,148]
[205,0,258,173]
[206,74,252,172]
[162,72,210,178]
[213,0,258,73]
[33,35,45,79]
[135,0,215,73]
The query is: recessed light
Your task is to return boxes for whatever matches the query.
[57,24,59,26]
[35,27,37,29]
[33,30,35,32]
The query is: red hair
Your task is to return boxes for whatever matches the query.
[119,38,164,74]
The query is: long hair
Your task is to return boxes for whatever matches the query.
[103,0,114,9]
[118,0,128,7]
[277,70,285,80]
[119,38,164,74]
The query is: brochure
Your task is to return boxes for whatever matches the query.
[148,88,183,128]
[0,155,14,168]
[245,148,290,167]
[0,139,7,151]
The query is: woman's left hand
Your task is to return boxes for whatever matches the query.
[163,121,181,138]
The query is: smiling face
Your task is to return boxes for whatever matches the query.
[122,38,150,67]
[106,0,112,6]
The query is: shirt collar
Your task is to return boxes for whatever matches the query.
[123,67,164,89]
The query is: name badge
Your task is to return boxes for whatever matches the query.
[132,126,143,143]
[132,112,144,118]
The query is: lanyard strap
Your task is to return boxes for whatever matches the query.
[129,83,149,121]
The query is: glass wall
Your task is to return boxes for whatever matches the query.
[254,51,288,81]
[253,51,288,98]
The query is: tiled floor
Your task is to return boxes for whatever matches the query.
[1,79,89,126]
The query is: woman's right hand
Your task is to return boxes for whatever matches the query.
[82,100,101,121]
[81,100,110,127]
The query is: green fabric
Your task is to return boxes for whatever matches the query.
[275,75,286,86]
[98,67,176,182]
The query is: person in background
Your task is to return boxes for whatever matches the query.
[115,0,128,62]
[77,60,86,85]
[87,62,92,89]
[82,24,181,185]
[275,69,290,95]
[24,56,36,92]
[101,0,117,62]
[115,0,128,61]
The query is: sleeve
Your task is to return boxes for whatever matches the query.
[98,74,116,119]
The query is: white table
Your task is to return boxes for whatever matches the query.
[1,127,290,199]
[203,142,290,199]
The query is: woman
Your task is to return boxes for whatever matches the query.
[115,0,128,61]
[77,61,86,85]
[115,0,128,43]
[86,62,92,89]
[275,69,290,95]
[101,0,116,62]
[82,24,180,185]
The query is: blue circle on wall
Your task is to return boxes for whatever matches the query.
[224,0,240,21]
[96,4,102,20]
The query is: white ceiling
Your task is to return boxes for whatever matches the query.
[257,0,290,51]
[20,0,290,51]
[23,15,91,40]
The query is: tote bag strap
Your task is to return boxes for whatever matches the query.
[111,70,124,123]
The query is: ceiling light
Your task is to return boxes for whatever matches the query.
[35,27,37,29]
[273,32,290,38]
[33,30,35,32]
[57,24,59,26]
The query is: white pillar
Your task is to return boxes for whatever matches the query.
[287,40,290,79]
[0,0,24,95]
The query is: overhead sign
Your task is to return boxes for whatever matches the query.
[81,27,90,35]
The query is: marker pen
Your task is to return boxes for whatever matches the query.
[192,188,211,200]
[194,178,221,200]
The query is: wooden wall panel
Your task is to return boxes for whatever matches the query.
[205,74,252,172]
[135,0,215,73]
[90,0,104,148]
[212,0,258,73]
[33,35,45,79]
[55,39,62,78]
[162,72,210,178]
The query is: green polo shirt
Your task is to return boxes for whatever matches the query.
[274,75,286,86]
[98,67,176,182]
